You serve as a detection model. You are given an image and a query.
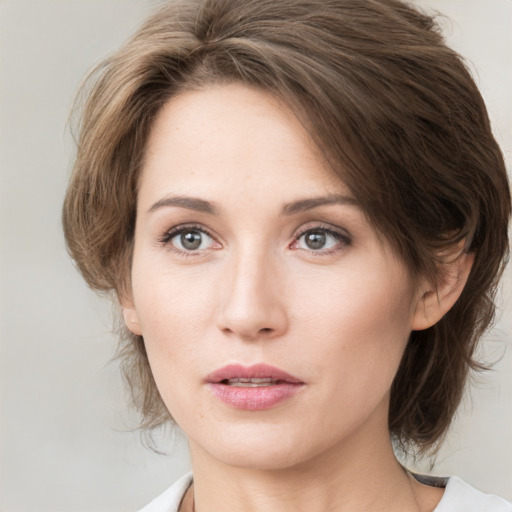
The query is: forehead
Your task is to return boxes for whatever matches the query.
[139,83,350,209]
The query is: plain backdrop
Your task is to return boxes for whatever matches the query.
[0,0,511,510]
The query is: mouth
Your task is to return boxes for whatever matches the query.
[206,363,303,385]
[206,364,304,410]
[220,377,286,387]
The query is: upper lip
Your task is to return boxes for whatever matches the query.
[205,364,304,384]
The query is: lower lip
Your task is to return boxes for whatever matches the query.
[208,382,303,410]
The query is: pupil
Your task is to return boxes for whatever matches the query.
[181,231,202,250]
[306,231,326,250]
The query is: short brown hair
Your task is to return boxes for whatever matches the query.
[63,0,511,454]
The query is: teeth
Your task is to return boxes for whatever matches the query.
[226,378,277,387]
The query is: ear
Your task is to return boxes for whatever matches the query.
[412,245,475,331]
[120,291,143,336]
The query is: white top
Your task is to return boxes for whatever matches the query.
[139,472,512,512]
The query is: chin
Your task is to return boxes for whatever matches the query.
[187,419,339,472]
[208,441,311,471]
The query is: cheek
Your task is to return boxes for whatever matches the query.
[294,261,415,340]
[291,263,415,389]
[289,289,411,445]
[130,258,217,381]
[131,289,208,423]
[133,256,216,332]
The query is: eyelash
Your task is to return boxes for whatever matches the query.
[291,224,352,255]
[158,223,352,256]
[158,224,218,257]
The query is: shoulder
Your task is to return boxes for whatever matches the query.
[435,476,512,512]
[138,473,193,512]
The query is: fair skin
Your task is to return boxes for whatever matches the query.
[122,83,472,512]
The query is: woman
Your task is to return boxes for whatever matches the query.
[63,0,511,510]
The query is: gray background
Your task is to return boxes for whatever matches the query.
[0,1,510,510]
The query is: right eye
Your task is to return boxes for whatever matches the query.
[161,225,219,254]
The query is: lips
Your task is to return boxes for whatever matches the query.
[206,364,304,410]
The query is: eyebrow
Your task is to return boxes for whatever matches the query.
[281,194,358,215]
[147,193,358,216]
[148,195,219,215]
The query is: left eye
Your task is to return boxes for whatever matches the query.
[170,229,215,251]
[296,229,342,251]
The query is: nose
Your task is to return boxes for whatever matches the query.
[216,248,289,341]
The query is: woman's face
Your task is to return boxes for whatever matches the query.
[125,83,426,470]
